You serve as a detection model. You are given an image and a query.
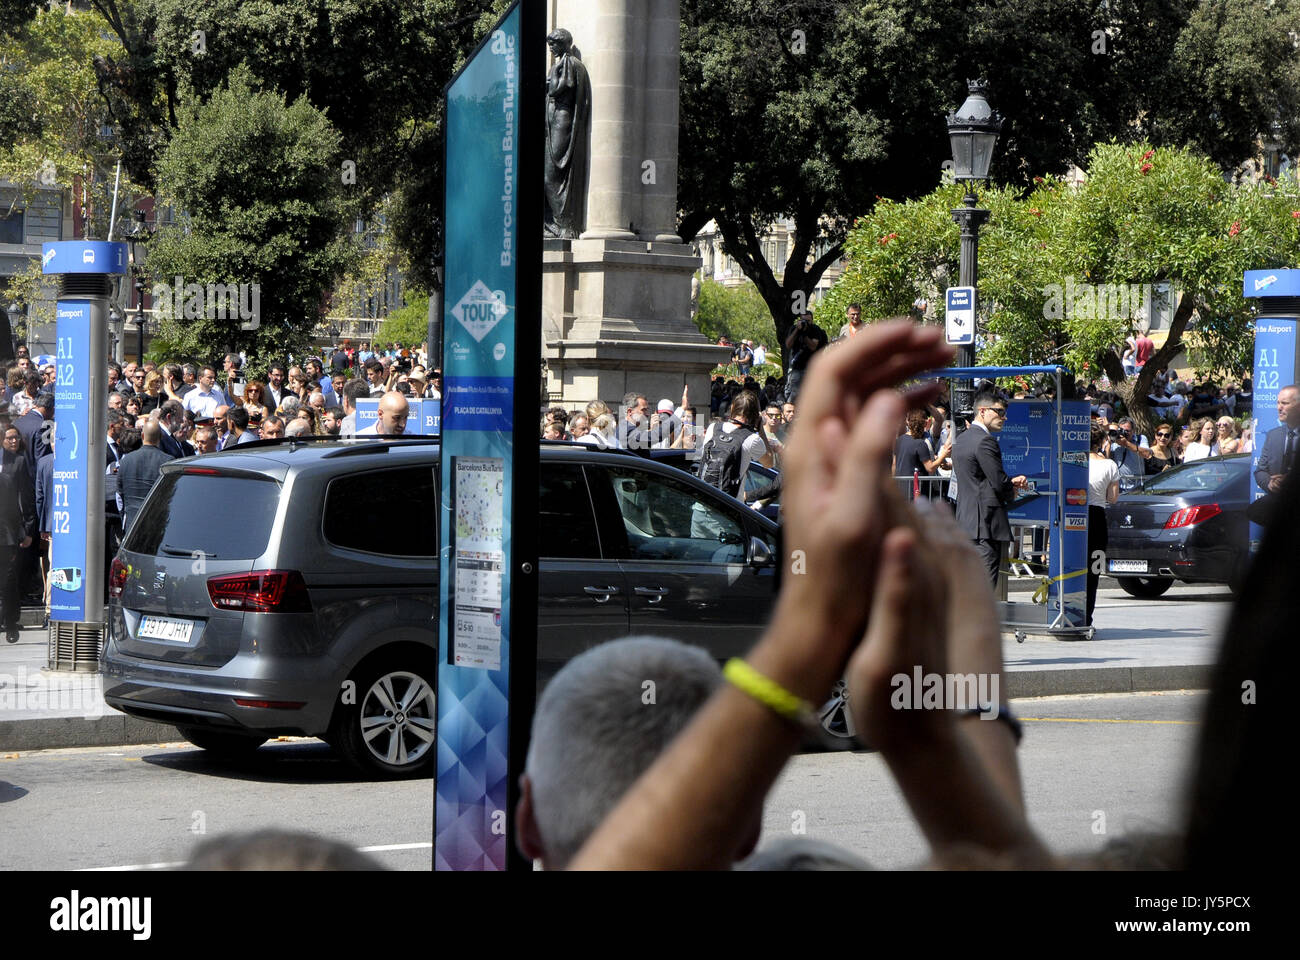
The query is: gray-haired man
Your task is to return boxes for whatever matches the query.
[515,637,760,869]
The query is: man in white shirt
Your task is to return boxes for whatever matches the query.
[356,391,409,436]
[182,366,229,420]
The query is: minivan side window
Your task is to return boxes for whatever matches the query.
[538,463,602,559]
[324,467,437,556]
[601,465,746,564]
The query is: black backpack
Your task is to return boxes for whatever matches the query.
[697,422,754,498]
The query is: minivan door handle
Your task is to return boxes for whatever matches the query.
[634,586,669,604]
[584,585,621,603]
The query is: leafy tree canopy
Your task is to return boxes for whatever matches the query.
[147,68,358,367]
[825,142,1300,434]
[377,292,431,349]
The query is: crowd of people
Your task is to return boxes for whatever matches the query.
[0,339,439,635]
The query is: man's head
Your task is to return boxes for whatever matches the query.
[309,391,326,412]
[782,401,796,423]
[542,421,564,440]
[123,361,137,380]
[376,390,409,435]
[569,414,589,438]
[224,353,240,374]
[366,359,385,385]
[306,358,324,381]
[213,405,230,431]
[268,363,286,388]
[158,399,185,431]
[517,638,725,869]
[1116,416,1136,438]
[1277,385,1300,428]
[260,416,285,439]
[107,363,121,388]
[30,391,54,418]
[182,363,198,384]
[106,408,126,441]
[846,303,862,326]
[343,378,370,415]
[141,420,162,447]
[330,373,346,396]
[228,406,249,435]
[284,418,311,438]
[192,426,217,454]
[322,406,344,435]
[622,391,648,425]
[973,389,1007,432]
[107,392,124,411]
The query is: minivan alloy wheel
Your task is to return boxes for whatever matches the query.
[359,670,437,767]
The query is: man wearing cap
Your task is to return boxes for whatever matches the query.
[649,398,681,448]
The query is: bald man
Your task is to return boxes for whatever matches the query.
[356,390,409,436]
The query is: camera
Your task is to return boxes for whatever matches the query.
[1107,428,1120,439]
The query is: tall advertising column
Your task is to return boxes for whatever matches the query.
[41,241,127,671]
[1243,269,1300,553]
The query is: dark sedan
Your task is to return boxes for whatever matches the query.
[1104,454,1249,597]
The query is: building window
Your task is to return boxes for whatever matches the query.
[0,210,23,245]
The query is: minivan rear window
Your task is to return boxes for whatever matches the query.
[123,472,281,560]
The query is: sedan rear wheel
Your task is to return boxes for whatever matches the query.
[1116,576,1174,599]
[333,660,436,779]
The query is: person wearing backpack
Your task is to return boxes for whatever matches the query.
[694,392,773,541]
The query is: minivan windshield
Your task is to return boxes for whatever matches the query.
[123,471,281,560]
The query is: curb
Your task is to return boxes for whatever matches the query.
[0,714,178,753]
[0,663,1212,754]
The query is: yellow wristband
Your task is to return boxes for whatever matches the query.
[723,658,816,731]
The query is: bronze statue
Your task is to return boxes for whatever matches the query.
[544,28,590,238]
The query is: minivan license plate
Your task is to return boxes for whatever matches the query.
[138,615,194,643]
[1108,559,1149,574]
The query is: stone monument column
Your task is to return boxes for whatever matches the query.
[641,0,683,243]
[544,0,729,410]
[577,0,642,240]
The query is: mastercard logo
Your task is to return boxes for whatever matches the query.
[1066,488,1087,505]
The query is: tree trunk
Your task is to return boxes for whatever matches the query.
[1098,292,1197,440]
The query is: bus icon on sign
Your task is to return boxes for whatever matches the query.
[82,248,95,264]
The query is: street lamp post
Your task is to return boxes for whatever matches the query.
[946,79,1003,423]
[3,301,22,363]
[126,209,151,362]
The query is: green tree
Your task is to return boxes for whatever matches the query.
[377,293,430,348]
[146,68,358,366]
[677,0,1300,371]
[693,280,778,348]
[826,143,1300,436]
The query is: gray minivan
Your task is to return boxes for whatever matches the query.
[101,438,789,777]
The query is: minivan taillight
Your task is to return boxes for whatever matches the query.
[1164,504,1222,529]
[109,558,128,598]
[206,570,312,613]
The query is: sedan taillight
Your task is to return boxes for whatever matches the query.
[1164,504,1222,529]
[207,570,312,613]
[108,558,128,599]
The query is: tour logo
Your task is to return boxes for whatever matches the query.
[451,280,508,342]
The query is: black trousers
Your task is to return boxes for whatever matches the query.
[973,538,1005,587]
[0,544,19,631]
[1086,505,1108,625]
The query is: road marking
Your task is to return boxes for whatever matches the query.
[78,842,432,871]
[1022,717,1198,725]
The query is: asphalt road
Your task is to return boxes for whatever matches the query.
[1,690,1203,870]
[757,689,1205,869]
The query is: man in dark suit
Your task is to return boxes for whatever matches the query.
[952,389,1029,585]
[1,464,35,642]
[115,420,174,535]
[15,391,53,476]
[156,399,193,459]
[1254,384,1300,496]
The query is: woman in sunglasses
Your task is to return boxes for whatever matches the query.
[1145,424,1181,474]
[1212,417,1241,456]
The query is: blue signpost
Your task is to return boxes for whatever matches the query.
[923,366,1092,637]
[435,0,542,871]
[1243,269,1300,551]
[42,241,127,669]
